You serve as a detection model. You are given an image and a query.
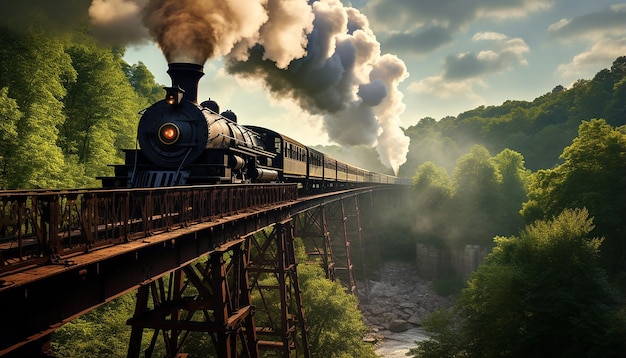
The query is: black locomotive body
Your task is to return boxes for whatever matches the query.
[100,62,401,189]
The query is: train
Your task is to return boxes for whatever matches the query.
[99,63,404,190]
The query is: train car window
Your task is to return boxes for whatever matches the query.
[313,153,320,166]
[275,138,281,153]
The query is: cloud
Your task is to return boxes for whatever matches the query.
[548,4,626,79]
[408,75,485,100]
[364,0,553,32]
[406,31,527,108]
[361,0,552,56]
[548,4,626,41]
[407,75,486,120]
[442,32,529,80]
[381,26,454,56]
[557,38,626,77]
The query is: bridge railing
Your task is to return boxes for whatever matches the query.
[0,184,298,275]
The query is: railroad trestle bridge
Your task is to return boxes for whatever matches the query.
[0,184,407,357]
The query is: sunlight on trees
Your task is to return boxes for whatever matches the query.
[0,27,152,189]
[408,145,529,248]
[522,119,626,273]
[409,208,626,358]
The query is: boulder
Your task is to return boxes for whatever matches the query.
[388,320,409,333]
[407,315,422,326]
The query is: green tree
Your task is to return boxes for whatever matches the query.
[399,57,625,175]
[522,119,626,273]
[410,208,626,358]
[450,145,503,245]
[52,293,137,357]
[0,27,76,188]
[407,309,465,358]
[298,263,377,358]
[412,161,454,207]
[490,149,528,231]
[125,61,165,105]
[0,87,21,188]
[61,39,141,186]
[406,147,528,255]
[409,161,454,242]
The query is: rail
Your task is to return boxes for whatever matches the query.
[0,184,298,276]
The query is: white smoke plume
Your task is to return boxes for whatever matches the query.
[224,1,410,174]
[5,0,410,174]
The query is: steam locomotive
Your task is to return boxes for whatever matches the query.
[100,63,402,190]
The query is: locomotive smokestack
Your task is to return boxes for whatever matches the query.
[167,63,204,104]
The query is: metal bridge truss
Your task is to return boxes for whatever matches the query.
[293,192,380,300]
[0,184,404,357]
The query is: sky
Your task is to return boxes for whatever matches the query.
[3,0,625,173]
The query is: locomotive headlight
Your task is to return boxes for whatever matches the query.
[158,123,180,145]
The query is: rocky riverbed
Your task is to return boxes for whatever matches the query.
[357,262,455,357]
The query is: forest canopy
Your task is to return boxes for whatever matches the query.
[399,56,626,176]
[0,27,163,189]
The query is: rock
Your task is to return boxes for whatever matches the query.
[359,262,456,344]
[369,305,386,315]
[369,281,385,296]
[363,334,378,343]
[407,315,422,326]
[383,312,397,322]
[388,320,409,332]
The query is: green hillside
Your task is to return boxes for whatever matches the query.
[400,56,626,176]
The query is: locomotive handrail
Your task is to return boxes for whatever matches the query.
[0,184,298,275]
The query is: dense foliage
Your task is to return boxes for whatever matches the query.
[400,59,625,357]
[51,294,137,357]
[405,145,528,249]
[0,27,161,189]
[522,119,626,274]
[409,209,626,357]
[407,119,626,357]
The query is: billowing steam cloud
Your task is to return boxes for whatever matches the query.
[91,0,314,67]
[4,0,410,174]
[223,1,410,173]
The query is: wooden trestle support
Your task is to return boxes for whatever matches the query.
[247,219,310,357]
[125,192,377,357]
[126,219,311,358]
[294,192,374,301]
[126,237,259,358]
